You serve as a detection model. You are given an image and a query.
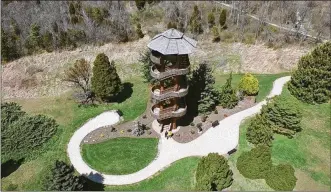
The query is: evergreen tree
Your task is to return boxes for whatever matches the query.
[43,160,84,191]
[261,96,302,138]
[91,53,123,101]
[25,23,42,54]
[236,145,272,179]
[288,42,331,104]
[246,114,273,146]
[1,29,19,62]
[195,153,233,191]
[219,73,238,109]
[194,62,220,114]
[189,5,203,35]
[42,31,54,52]
[1,102,25,131]
[136,23,144,38]
[238,73,259,95]
[139,50,154,83]
[211,26,220,42]
[135,0,146,10]
[219,9,227,29]
[207,12,215,28]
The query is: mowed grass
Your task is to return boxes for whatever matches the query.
[229,85,330,191]
[104,157,200,191]
[214,73,290,102]
[82,138,158,175]
[1,77,149,190]
[2,73,288,190]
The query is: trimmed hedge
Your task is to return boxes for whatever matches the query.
[238,73,259,96]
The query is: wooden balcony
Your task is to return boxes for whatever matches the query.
[150,106,187,120]
[151,85,189,102]
[150,65,189,80]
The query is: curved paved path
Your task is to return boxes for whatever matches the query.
[67,76,291,185]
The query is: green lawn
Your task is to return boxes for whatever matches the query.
[2,73,290,191]
[1,77,149,190]
[82,138,158,175]
[228,86,330,191]
[104,157,200,191]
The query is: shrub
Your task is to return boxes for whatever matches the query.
[43,160,85,191]
[261,96,302,138]
[1,102,26,131]
[190,122,195,126]
[136,23,144,38]
[212,120,219,127]
[1,29,20,62]
[238,73,259,95]
[135,0,146,10]
[197,123,202,129]
[211,26,220,42]
[265,164,297,191]
[288,42,331,104]
[246,115,273,146]
[2,114,58,161]
[91,53,123,101]
[236,145,272,179]
[214,109,218,114]
[195,153,233,191]
[127,129,132,132]
[201,115,208,122]
[219,73,239,109]
[167,21,177,29]
[24,23,42,54]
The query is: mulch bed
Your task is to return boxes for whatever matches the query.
[83,101,160,144]
[172,96,256,143]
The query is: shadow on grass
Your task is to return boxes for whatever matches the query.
[1,158,24,178]
[113,82,133,103]
[82,172,105,191]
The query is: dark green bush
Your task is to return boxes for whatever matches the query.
[1,102,26,131]
[2,114,58,161]
[219,73,238,109]
[236,145,272,179]
[261,96,302,138]
[219,9,227,29]
[136,23,144,38]
[246,115,273,146]
[91,53,123,101]
[195,153,233,191]
[288,42,331,104]
[207,12,215,28]
[189,5,203,34]
[211,26,220,42]
[265,164,297,191]
[139,49,154,83]
[43,160,85,191]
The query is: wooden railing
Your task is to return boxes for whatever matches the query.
[150,65,190,80]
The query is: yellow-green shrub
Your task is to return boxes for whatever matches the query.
[239,73,259,95]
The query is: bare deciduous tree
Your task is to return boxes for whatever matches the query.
[63,58,91,93]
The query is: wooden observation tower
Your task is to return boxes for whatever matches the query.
[148,28,197,131]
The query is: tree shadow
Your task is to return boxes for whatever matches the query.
[113,82,133,103]
[82,172,105,191]
[1,158,24,178]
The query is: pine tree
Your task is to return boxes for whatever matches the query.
[1,29,19,62]
[288,42,331,104]
[25,23,42,54]
[246,114,273,146]
[219,9,227,29]
[189,5,203,34]
[219,73,238,109]
[207,12,215,28]
[135,0,146,10]
[91,53,123,101]
[261,96,302,138]
[43,160,84,191]
[139,50,154,83]
[195,153,233,191]
[195,63,220,114]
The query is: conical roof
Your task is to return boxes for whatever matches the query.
[147,28,197,55]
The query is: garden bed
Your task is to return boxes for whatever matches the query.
[173,96,255,143]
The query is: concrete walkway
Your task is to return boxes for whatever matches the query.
[67,76,291,185]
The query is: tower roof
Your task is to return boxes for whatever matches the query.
[147,28,197,55]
